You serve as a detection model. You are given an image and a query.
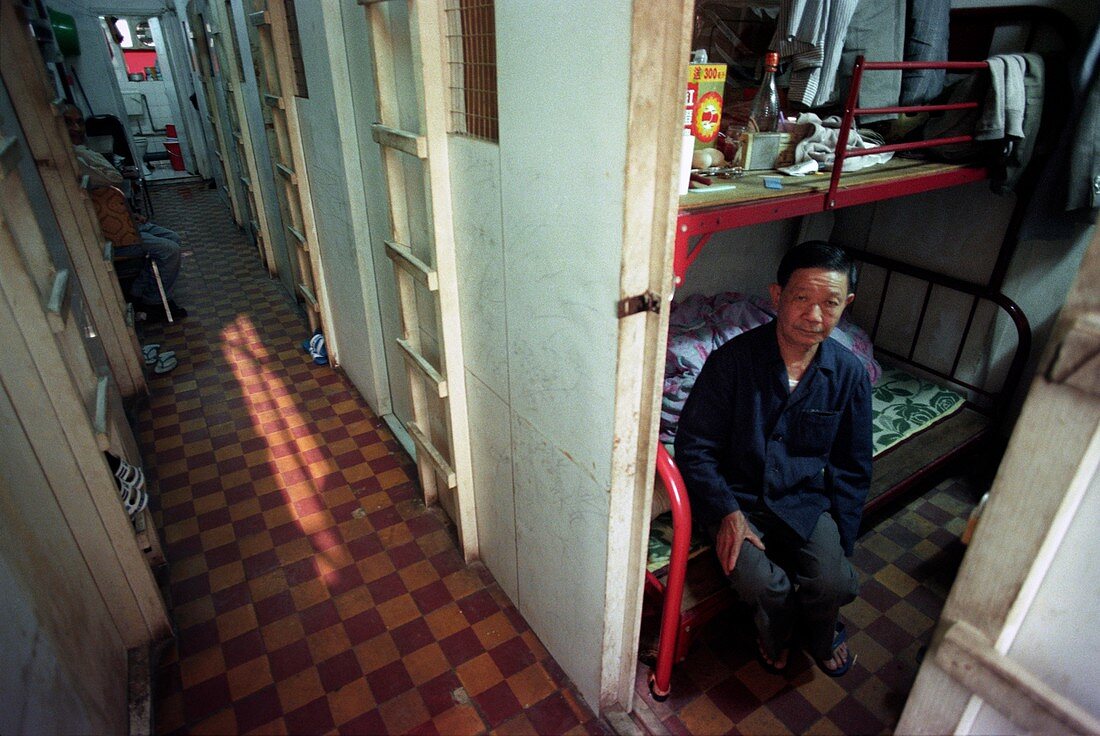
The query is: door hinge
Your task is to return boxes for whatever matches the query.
[617,290,662,318]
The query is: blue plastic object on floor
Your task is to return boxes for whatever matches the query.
[302,329,328,365]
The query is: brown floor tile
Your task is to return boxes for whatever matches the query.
[404,642,452,686]
[378,688,432,733]
[433,703,487,735]
[507,662,557,708]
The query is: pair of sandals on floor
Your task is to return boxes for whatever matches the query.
[142,343,178,374]
[106,453,148,519]
[758,621,856,678]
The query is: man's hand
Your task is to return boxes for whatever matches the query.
[715,510,765,576]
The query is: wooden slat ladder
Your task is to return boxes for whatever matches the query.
[208,1,278,274]
[360,0,478,560]
[248,1,333,353]
[189,15,245,226]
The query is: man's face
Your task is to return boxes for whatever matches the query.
[63,110,85,145]
[768,267,854,353]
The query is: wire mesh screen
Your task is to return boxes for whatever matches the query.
[445,0,498,141]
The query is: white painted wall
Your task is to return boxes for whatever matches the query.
[458,0,633,707]
[118,77,172,134]
[451,139,516,599]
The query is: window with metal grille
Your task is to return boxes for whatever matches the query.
[445,0,497,141]
[283,0,309,98]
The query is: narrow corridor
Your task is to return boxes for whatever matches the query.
[138,182,609,735]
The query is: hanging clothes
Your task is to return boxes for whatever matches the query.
[834,0,906,123]
[772,0,860,108]
[900,0,950,105]
[977,53,1045,195]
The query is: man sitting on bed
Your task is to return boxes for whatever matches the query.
[674,240,872,677]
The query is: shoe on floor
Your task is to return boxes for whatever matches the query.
[815,622,856,678]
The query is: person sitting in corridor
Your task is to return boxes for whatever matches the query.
[674,241,873,677]
[63,104,187,321]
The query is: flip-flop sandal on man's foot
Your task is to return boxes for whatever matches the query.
[816,622,856,678]
[153,352,178,374]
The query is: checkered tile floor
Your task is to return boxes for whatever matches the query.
[137,182,609,735]
[636,476,978,735]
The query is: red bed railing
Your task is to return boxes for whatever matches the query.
[673,57,993,285]
[647,443,691,700]
[827,58,989,207]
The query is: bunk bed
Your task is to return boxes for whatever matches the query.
[643,5,1072,700]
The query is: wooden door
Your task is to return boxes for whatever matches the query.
[1,0,146,401]
[0,94,170,651]
[245,0,335,356]
[897,223,1100,734]
[211,0,278,273]
[189,7,247,227]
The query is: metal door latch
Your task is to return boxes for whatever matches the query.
[617,290,662,318]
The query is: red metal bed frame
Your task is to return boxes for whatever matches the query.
[650,55,1000,701]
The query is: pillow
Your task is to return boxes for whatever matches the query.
[660,292,881,443]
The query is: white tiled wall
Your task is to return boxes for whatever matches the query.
[119,79,173,134]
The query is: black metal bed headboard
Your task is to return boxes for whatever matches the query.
[844,248,1031,418]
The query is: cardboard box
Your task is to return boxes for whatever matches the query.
[735,124,811,170]
[684,63,726,150]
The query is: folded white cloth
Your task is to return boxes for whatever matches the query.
[792,113,894,171]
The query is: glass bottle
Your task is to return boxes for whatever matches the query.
[747,51,782,133]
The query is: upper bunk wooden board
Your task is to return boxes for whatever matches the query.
[678,157,988,231]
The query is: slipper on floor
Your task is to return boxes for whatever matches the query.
[816,622,856,678]
[142,344,160,366]
[153,352,178,374]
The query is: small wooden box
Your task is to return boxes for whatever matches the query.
[736,125,811,170]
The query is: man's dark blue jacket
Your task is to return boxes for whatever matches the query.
[673,321,873,555]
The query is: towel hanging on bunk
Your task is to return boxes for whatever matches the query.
[921,53,1044,195]
[977,53,1045,194]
